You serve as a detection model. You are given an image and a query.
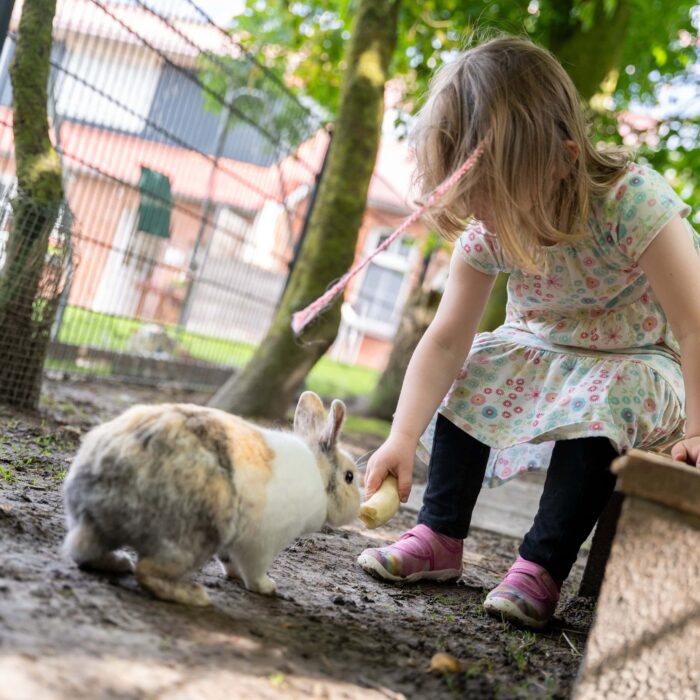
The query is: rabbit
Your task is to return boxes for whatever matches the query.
[62,391,360,607]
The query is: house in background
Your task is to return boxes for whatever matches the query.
[0,0,431,371]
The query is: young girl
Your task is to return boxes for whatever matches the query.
[357,35,700,629]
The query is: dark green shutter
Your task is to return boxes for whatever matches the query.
[137,166,172,238]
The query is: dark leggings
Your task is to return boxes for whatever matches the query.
[417,414,618,581]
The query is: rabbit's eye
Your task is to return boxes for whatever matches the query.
[344,471,354,484]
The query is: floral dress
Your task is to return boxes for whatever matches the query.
[419,164,699,486]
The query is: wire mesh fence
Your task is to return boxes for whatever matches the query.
[0,189,74,408]
[0,0,328,393]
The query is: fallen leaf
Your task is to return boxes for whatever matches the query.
[428,652,463,673]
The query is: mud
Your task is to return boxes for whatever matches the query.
[0,378,593,699]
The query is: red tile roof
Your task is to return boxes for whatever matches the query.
[0,104,417,213]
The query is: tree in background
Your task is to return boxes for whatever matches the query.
[209,0,400,417]
[208,0,696,418]
[0,0,67,409]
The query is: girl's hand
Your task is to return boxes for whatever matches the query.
[364,434,417,503]
[671,436,700,467]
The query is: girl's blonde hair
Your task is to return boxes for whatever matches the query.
[412,35,629,270]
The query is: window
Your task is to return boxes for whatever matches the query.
[376,231,414,258]
[143,64,277,166]
[349,226,417,331]
[354,263,405,323]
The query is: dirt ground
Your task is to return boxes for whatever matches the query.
[0,378,595,699]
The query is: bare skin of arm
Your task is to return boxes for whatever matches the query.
[638,214,700,466]
[364,250,496,501]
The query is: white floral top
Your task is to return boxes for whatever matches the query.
[419,163,698,486]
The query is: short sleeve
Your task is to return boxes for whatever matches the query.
[456,222,511,274]
[608,164,691,263]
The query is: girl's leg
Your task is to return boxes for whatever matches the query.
[417,413,491,538]
[484,436,618,628]
[358,413,490,582]
[519,436,618,581]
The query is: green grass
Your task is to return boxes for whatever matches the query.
[306,359,379,401]
[45,357,113,377]
[57,307,255,366]
[341,415,391,440]
[52,306,381,401]
[0,465,16,483]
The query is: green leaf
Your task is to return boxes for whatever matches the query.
[652,44,668,67]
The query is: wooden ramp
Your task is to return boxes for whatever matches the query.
[573,450,700,699]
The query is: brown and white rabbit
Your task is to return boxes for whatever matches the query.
[62,391,360,606]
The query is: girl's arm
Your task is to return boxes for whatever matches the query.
[638,214,700,466]
[364,250,497,501]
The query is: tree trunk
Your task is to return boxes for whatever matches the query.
[366,286,442,420]
[209,0,401,418]
[549,0,633,101]
[362,1,633,420]
[0,0,65,409]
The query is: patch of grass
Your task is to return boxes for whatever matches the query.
[464,660,487,679]
[178,333,254,367]
[444,671,460,697]
[34,434,70,454]
[432,593,457,605]
[341,415,390,440]
[0,465,15,483]
[56,307,254,367]
[306,359,379,400]
[53,307,380,401]
[506,629,538,673]
[45,357,113,378]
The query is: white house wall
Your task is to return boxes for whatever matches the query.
[56,35,162,134]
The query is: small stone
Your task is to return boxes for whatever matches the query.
[60,426,82,440]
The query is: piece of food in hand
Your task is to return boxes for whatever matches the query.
[359,475,400,529]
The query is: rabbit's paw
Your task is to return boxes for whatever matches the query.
[81,551,134,574]
[250,575,277,596]
[178,583,212,607]
[138,574,212,607]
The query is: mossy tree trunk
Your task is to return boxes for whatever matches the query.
[0,0,64,409]
[549,0,633,101]
[363,0,633,420]
[367,286,442,421]
[209,0,401,418]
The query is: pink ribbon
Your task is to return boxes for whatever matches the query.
[291,134,490,335]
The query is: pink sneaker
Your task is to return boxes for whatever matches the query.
[357,524,463,583]
[483,556,562,629]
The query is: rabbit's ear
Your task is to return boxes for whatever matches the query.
[321,399,345,451]
[294,391,326,439]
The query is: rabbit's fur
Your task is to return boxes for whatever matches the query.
[63,392,360,606]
